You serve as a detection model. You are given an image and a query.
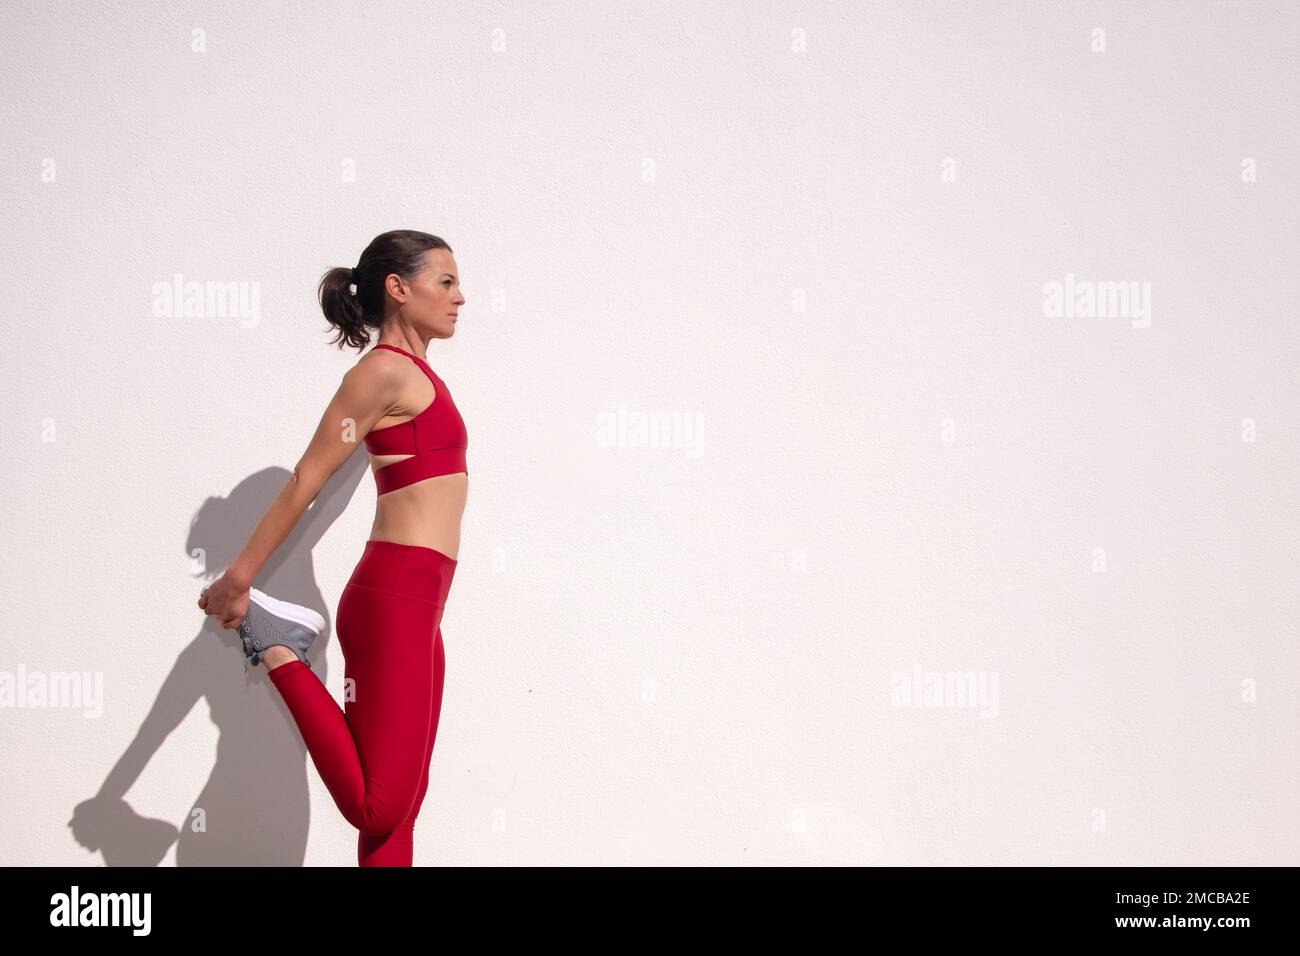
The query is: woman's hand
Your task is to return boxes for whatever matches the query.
[197,572,250,630]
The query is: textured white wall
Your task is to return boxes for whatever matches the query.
[2,0,1297,866]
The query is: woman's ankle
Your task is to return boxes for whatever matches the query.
[262,646,299,670]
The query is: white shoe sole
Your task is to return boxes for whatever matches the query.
[248,588,326,635]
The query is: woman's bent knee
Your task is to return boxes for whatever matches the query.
[357,803,415,837]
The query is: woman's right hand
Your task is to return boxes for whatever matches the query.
[197,572,250,630]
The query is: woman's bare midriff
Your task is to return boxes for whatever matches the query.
[367,460,468,560]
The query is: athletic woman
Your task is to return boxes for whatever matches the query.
[196,229,468,866]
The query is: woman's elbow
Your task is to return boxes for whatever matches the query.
[291,464,328,500]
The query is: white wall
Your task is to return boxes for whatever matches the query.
[2,0,1297,866]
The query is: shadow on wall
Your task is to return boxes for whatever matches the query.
[66,447,371,865]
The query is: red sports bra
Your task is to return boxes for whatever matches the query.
[363,343,468,495]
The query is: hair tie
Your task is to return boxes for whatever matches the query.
[350,267,357,283]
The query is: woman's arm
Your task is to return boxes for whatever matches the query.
[198,356,402,628]
[295,439,372,552]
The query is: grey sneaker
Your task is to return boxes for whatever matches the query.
[203,586,326,674]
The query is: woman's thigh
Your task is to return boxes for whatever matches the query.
[336,583,445,822]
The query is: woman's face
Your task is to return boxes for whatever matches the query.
[392,248,463,339]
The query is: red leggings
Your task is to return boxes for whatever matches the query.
[268,538,455,866]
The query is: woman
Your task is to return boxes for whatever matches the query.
[197,229,468,866]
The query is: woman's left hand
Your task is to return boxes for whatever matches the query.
[198,573,250,630]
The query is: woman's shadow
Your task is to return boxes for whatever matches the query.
[68,448,371,865]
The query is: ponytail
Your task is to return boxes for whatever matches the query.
[318,266,373,351]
